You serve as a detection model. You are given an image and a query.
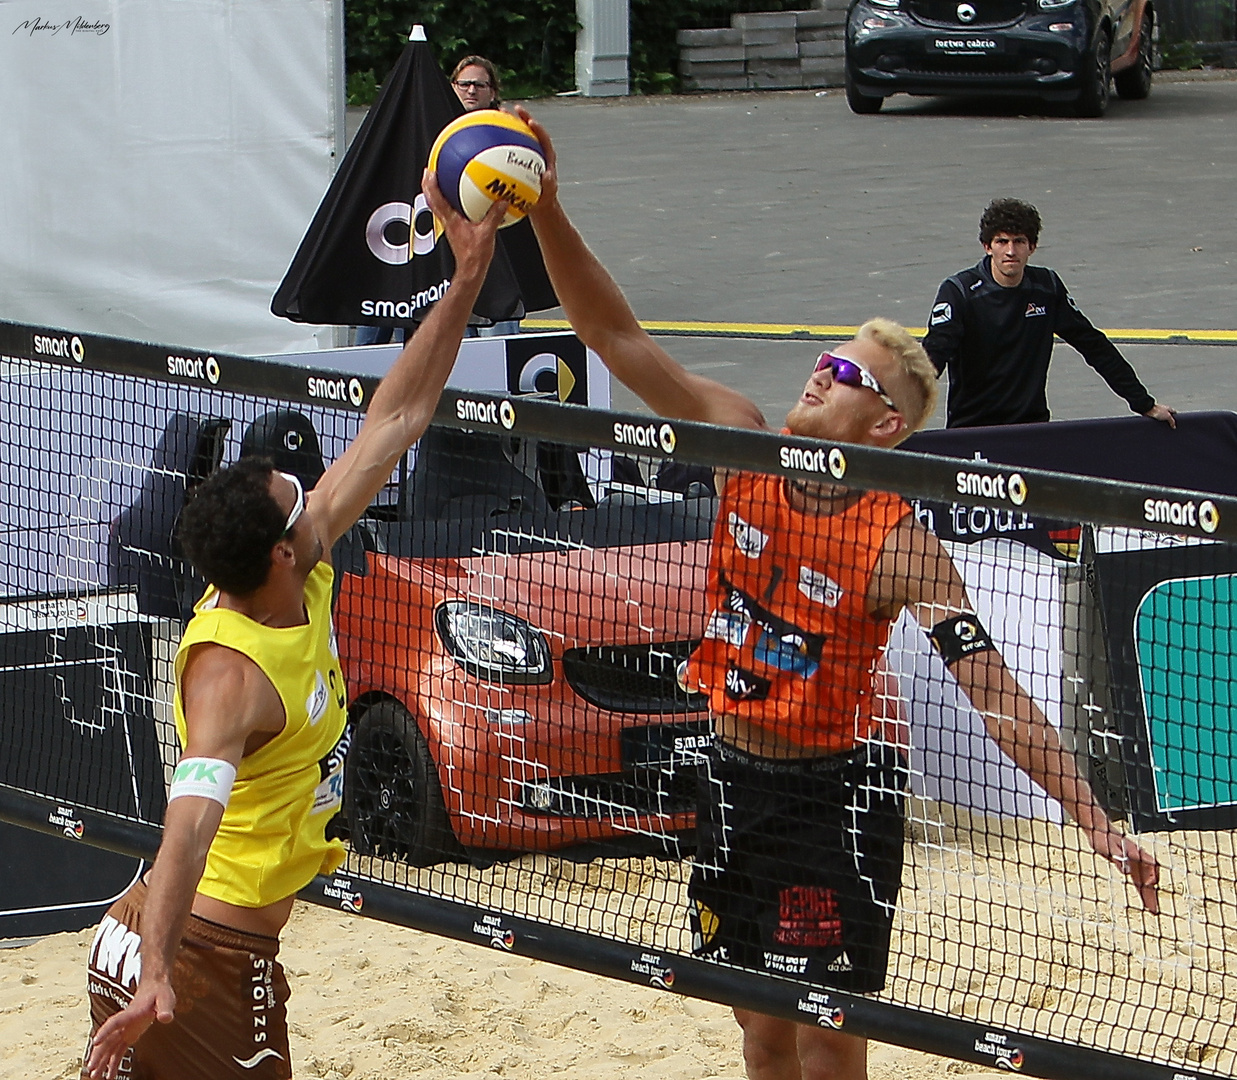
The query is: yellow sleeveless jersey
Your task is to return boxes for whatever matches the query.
[174,561,349,908]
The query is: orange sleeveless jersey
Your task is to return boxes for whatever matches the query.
[686,472,911,754]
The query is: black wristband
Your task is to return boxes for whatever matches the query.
[928,613,995,667]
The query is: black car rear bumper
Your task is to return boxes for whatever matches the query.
[847,3,1094,100]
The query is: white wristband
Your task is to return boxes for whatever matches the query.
[168,757,237,807]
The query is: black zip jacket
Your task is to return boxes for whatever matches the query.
[922,257,1155,429]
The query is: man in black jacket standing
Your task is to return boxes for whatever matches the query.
[923,198,1177,430]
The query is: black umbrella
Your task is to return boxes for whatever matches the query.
[272,28,555,330]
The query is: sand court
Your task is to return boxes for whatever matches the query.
[2,897,1017,1080]
[7,798,1228,1079]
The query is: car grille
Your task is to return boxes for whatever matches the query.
[520,720,712,819]
[908,0,1029,29]
[903,54,1034,75]
[520,770,698,817]
[562,640,707,713]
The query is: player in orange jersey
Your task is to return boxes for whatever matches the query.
[519,107,1159,1080]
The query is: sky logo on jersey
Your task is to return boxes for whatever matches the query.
[725,664,770,701]
[1024,303,1047,318]
[728,512,769,558]
[930,301,952,326]
[313,758,344,814]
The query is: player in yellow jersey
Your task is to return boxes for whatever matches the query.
[83,177,508,1080]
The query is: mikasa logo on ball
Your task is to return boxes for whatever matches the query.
[428,111,546,229]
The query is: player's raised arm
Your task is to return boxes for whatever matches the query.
[307,174,506,549]
[515,106,765,432]
[871,517,1161,913]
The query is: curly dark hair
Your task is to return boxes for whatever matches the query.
[177,457,286,595]
[979,198,1042,247]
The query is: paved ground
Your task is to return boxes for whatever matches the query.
[353,73,1237,427]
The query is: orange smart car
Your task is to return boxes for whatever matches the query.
[335,427,716,866]
[110,411,716,869]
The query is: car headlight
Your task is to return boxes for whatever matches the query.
[1038,0,1075,8]
[436,601,552,685]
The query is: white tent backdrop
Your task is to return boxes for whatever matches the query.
[0,0,344,355]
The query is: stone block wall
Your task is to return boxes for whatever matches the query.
[678,0,847,92]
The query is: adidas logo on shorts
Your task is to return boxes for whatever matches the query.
[827,951,854,973]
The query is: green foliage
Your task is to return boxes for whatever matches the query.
[1159,41,1205,70]
[346,68,381,106]
[345,1,812,105]
[345,1,579,106]
[1156,0,1237,45]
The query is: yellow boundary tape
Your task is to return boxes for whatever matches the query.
[521,318,1237,346]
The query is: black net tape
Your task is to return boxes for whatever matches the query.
[1,320,1235,1079]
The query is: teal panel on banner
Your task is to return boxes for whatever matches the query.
[1136,574,1237,812]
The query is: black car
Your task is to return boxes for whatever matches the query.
[845,0,1154,116]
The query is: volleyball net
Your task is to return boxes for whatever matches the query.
[0,318,1234,1080]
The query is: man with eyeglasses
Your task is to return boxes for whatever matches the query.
[83,177,508,1080]
[354,57,507,348]
[450,55,502,112]
[924,198,1176,429]
[518,109,1160,1080]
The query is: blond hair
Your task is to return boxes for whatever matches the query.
[856,317,938,435]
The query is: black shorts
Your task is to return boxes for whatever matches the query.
[82,881,291,1080]
[689,739,908,994]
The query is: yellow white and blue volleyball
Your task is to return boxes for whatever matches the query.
[428,111,545,228]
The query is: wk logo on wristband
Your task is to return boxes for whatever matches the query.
[173,760,224,784]
[168,757,237,805]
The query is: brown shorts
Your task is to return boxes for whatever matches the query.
[82,880,291,1080]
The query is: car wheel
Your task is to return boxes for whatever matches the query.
[1074,24,1111,117]
[1114,12,1153,100]
[344,698,464,867]
[845,67,884,114]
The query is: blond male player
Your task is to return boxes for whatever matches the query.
[517,107,1159,1080]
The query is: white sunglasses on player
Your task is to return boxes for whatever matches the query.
[278,471,306,537]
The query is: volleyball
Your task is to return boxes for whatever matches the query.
[428,111,545,228]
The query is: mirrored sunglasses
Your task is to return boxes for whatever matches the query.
[814,352,897,411]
